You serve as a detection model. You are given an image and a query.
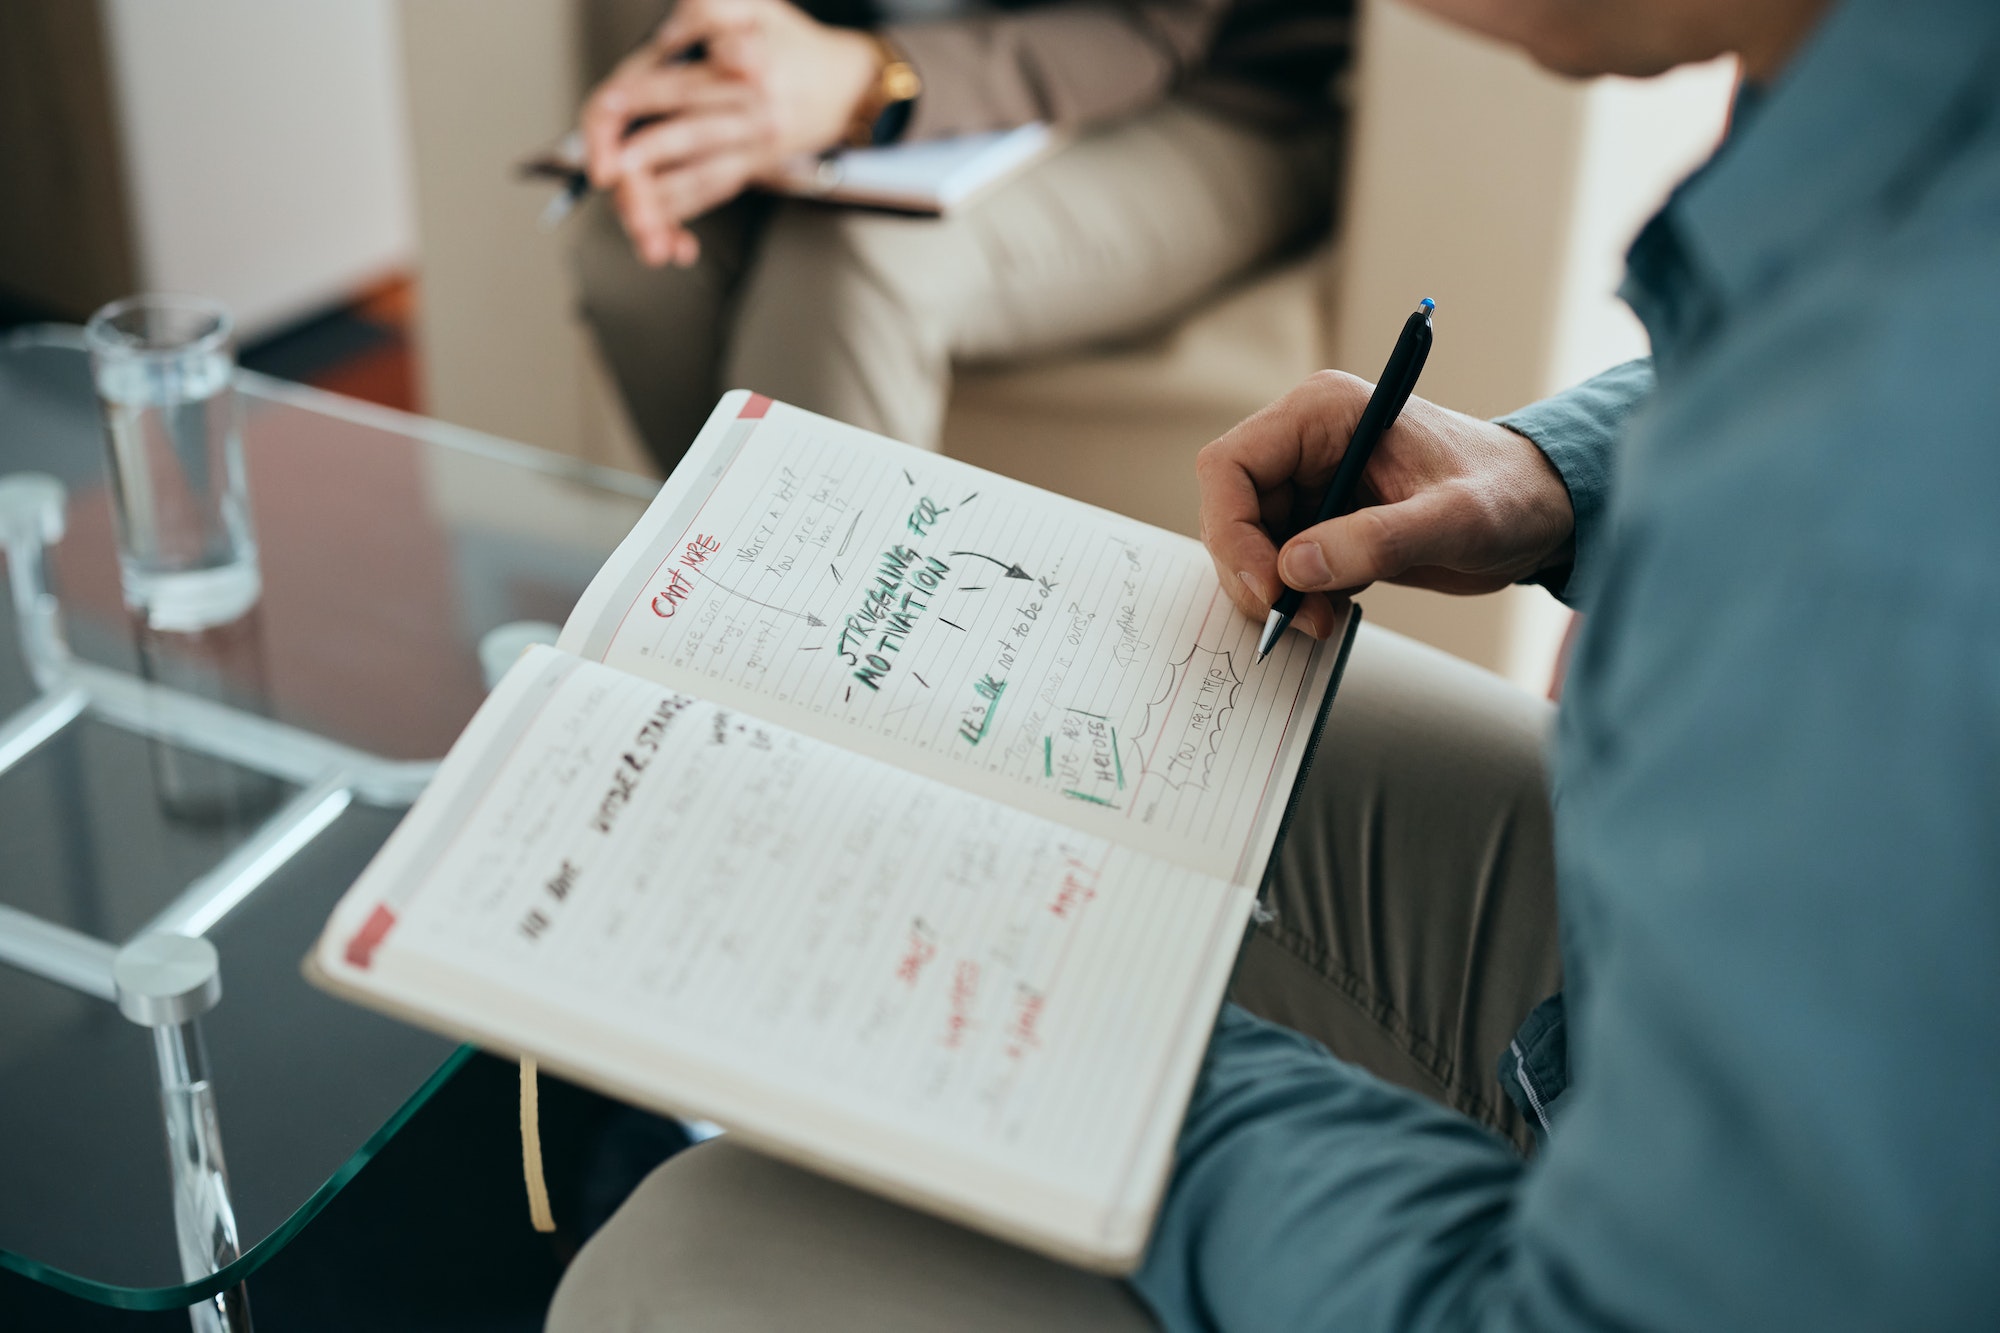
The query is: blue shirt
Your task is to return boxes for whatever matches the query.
[1133,0,2000,1327]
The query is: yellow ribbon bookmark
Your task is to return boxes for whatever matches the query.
[519,1058,556,1233]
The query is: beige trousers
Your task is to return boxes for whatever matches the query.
[569,100,1334,466]
[545,622,1561,1331]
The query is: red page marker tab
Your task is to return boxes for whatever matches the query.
[345,904,398,969]
[739,393,772,419]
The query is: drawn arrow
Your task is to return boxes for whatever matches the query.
[949,551,1033,580]
[694,570,826,627]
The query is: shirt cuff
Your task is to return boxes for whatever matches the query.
[1496,357,1655,606]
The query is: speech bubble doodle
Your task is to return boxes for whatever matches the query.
[1134,646,1243,790]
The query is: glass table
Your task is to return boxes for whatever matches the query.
[0,327,656,1321]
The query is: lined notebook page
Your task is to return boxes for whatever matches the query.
[560,393,1342,885]
[317,648,1250,1266]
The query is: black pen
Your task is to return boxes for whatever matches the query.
[1256,296,1435,662]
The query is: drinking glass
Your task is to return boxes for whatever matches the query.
[85,295,261,630]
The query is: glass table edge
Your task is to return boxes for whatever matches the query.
[0,1043,479,1311]
[1,320,649,1307]
[1,323,662,501]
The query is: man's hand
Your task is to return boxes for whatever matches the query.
[1198,370,1576,640]
[581,0,882,267]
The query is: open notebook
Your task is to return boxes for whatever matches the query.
[310,392,1357,1271]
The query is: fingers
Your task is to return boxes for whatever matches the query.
[702,24,771,83]
[1196,436,1283,625]
[1276,488,1470,592]
[1289,592,1347,642]
[615,148,757,264]
[1197,487,1345,643]
[597,86,766,264]
[583,93,629,188]
[1199,363,1586,622]
[583,54,763,186]
[617,97,772,181]
[615,189,690,268]
[1217,370,1374,496]
[1201,369,1475,642]
[656,150,758,222]
[628,221,703,269]
[584,45,663,184]
[655,0,763,64]
[1197,372,1374,607]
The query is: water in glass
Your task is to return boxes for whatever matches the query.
[87,296,261,631]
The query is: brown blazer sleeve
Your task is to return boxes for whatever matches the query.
[882,0,1232,140]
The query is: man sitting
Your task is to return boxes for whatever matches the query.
[552,0,2000,1326]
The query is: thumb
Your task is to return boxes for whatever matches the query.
[1277,490,1462,592]
[657,0,760,69]
[705,26,769,81]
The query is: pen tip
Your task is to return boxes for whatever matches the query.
[1419,297,1435,313]
[1255,608,1285,663]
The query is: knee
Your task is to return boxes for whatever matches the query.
[545,1141,743,1333]
[548,1140,1158,1332]
[747,203,956,340]
[1337,623,1554,788]
[1269,623,1557,898]
[765,202,914,285]
[726,204,960,443]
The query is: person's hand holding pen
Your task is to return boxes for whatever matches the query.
[1197,370,1579,644]
[581,0,888,267]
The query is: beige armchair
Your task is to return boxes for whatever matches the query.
[396,0,1730,685]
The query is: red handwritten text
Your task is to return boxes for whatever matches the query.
[895,921,938,987]
[681,534,719,569]
[1004,986,1046,1060]
[1049,865,1098,920]
[943,959,980,1050]
[650,567,694,617]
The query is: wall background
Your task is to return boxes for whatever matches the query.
[98,0,418,338]
[397,0,652,477]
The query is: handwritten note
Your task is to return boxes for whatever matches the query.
[560,395,1342,883]
[335,649,1248,1202]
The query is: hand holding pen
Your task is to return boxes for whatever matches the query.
[1195,299,1581,658]
[1255,298,1434,659]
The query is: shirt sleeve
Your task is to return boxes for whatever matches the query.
[1131,301,2000,1328]
[1494,357,1653,606]
[882,0,1229,140]
[1132,1005,1526,1331]
[1133,565,2000,1330]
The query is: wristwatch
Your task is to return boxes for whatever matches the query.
[846,34,922,148]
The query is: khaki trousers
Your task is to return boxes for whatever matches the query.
[546,622,1561,1331]
[569,100,1334,466]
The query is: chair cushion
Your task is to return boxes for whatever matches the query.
[942,245,1332,536]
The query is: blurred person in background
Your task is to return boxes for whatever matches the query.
[569,0,1351,469]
